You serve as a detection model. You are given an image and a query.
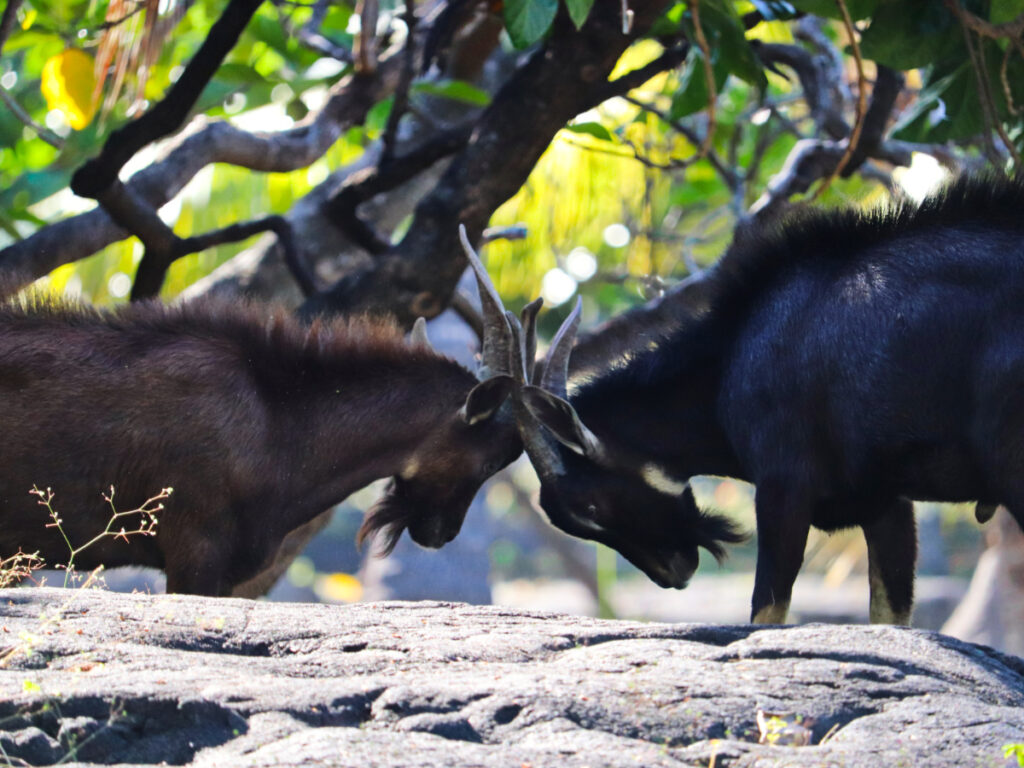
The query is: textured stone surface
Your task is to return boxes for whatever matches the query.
[0,588,1020,767]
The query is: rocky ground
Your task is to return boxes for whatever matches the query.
[0,587,1020,767]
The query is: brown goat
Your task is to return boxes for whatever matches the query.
[0,295,524,595]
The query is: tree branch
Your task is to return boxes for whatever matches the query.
[300,0,677,325]
[133,214,311,299]
[0,88,65,149]
[71,0,266,199]
[320,123,475,259]
[810,0,867,199]
[0,0,22,55]
[0,53,405,294]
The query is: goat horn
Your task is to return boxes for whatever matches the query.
[538,296,582,397]
[505,310,529,385]
[410,317,433,350]
[520,297,542,383]
[458,224,513,380]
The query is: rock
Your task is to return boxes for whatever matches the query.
[0,587,1020,767]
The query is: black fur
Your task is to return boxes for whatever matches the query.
[538,174,1024,623]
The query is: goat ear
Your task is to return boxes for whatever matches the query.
[521,385,600,457]
[461,375,515,425]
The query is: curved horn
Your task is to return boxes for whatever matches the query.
[458,224,513,380]
[516,296,602,478]
[520,297,542,383]
[538,296,582,396]
[410,317,433,350]
[505,310,528,385]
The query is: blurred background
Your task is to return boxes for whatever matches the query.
[3,0,1023,657]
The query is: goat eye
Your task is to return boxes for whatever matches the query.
[482,461,498,476]
[586,503,598,516]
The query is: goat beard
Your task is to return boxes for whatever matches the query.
[357,480,414,556]
[681,490,749,563]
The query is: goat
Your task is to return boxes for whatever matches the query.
[514,174,1024,625]
[0,264,530,595]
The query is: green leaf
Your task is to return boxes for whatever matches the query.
[787,0,879,20]
[564,122,616,141]
[365,97,394,137]
[669,47,729,119]
[682,0,765,88]
[991,2,1024,24]
[858,0,964,70]
[565,0,596,29]
[249,11,291,58]
[890,63,983,143]
[215,63,266,85]
[413,79,492,107]
[504,0,558,49]
[649,1,686,37]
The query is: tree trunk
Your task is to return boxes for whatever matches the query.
[941,508,1024,656]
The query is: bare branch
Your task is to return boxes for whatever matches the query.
[0,52,406,294]
[811,0,868,199]
[947,5,1024,39]
[622,95,740,189]
[133,214,311,299]
[354,0,380,73]
[947,0,1021,167]
[0,88,65,149]
[689,0,717,165]
[299,0,675,325]
[296,0,353,62]
[322,123,474,253]
[380,2,419,166]
[0,0,22,54]
[82,177,310,300]
[753,41,848,139]
[840,65,904,176]
[71,0,265,200]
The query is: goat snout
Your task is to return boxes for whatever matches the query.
[645,550,696,590]
[408,515,457,549]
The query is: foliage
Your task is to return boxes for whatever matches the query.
[2,0,1021,318]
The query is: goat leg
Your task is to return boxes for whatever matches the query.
[750,477,813,624]
[165,538,231,596]
[862,498,916,626]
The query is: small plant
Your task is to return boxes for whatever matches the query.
[31,485,170,587]
[0,550,44,589]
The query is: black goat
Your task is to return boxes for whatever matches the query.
[0,261,534,595]
[516,175,1024,625]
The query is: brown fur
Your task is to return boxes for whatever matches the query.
[0,295,520,595]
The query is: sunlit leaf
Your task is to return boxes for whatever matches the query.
[40,48,97,130]
[564,122,616,141]
[504,0,558,49]
[413,79,491,106]
[365,97,394,137]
